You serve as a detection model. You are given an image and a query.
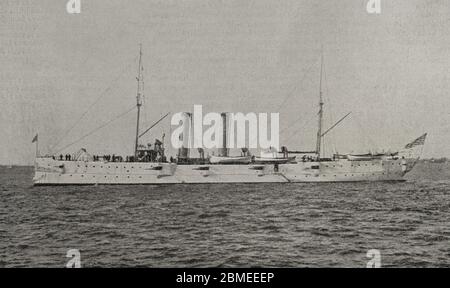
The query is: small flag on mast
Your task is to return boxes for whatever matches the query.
[32,134,38,143]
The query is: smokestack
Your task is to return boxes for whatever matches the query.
[219,113,229,157]
[177,112,191,160]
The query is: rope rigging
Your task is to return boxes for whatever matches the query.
[139,113,170,138]
[283,113,317,144]
[50,56,138,154]
[247,57,321,148]
[54,105,136,155]
[278,55,325,151]
[322,58,337,155]
[276,57,321,113]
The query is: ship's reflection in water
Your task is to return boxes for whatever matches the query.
[1,164,449,267]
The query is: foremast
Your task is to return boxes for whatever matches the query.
[134,45,144,159]
[315,52,324,160]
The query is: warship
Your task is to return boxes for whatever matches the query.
[33,48,427,185]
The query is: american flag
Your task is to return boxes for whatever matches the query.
[405,133,427,149]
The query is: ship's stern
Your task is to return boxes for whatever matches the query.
[33,157,63,185]
[398,133,428,176]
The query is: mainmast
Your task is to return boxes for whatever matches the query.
[134,44,144,159]
[315,52,324,159]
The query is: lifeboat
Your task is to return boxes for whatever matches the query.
[253,148,295,164]
[347,153,387,161]
[254,156,296,164]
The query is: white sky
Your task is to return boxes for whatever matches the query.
[1,0,449,165]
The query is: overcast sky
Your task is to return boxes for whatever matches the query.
[1,0,449,165]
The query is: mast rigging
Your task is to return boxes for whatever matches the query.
[134,44,144,159]
[315,51,324,159]
[139,113,170,138]
[321,112,352,138]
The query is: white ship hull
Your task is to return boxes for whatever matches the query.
[33,157,417,185]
